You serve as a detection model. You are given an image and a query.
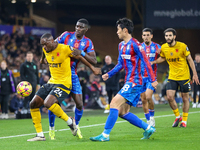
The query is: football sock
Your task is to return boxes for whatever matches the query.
[103,108,118,135]
[48,110,56,128]
[173,108,180,118]
[144,113,150,121]
[37,132,44,137]
[149,109,154,117]
[48,103,69,122]
[75,108,83,125]
[62,101,68,107]
[182,112,188,124]
[120,112,148,130]
[30,108,43,133]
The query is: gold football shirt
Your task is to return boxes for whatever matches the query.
[160,41,190,80]
[43,44,73,89]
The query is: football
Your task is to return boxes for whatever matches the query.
[17,81,32,97]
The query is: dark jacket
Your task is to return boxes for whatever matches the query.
[9,95,24,111]
[20,61,39,86]
[101,63,120,90]
[194,60,200,78]
[0,69,16,95]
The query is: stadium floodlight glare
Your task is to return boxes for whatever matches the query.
[31,0,36,3]
[11,0,16,3]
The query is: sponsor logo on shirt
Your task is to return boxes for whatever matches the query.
[121,54,131,59]
[146,53,156,57]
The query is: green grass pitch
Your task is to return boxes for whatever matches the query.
[0,104,200,150]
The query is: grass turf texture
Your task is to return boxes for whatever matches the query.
[0,104,200,150]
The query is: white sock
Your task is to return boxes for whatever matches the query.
[49,126,55,130]
[176,115,181,119]
[66,117,72,125]
[146,125,151,130]
[182,121,187,124]
[37,132,44,137]
[102,133,109,138]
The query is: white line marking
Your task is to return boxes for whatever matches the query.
[0,111,200,139]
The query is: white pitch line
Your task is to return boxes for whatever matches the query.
[0,111,200,140]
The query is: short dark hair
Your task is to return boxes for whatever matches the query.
[116,18,134,34]
[26,51,33,55]
[142,28,153,34]
[195,53,200,57]
[41,33,52,39]
[164,28,176,35]
[77,18,90,28]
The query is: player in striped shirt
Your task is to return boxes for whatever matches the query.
[140,28,161,127]
[90,18,158,142]
[48,18,97,139]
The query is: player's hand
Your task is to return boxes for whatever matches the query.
[150,61,154,65]
[156,48,161,54]
[92,66,102,75]
[151,81,158,89]
[102,73,109,81]
[72,48,81,56]
[40,58,47,64]
[193,74,200,85]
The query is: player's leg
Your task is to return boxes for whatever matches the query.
[27,95,45,141]
[119,103,155,139]
[48,110,56,140]
[146,88,155,127]
[90,94,126,142]
[166,80,182,127]
[179,80,191,127]
[71,74,83,138]
[141,92,150,123]
[71,93,83,138]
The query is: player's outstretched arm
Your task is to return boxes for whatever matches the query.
[73,55,101,75]
[151,57,166,65]
[102,73,109,81]
[187,54,200,85]
[83,51,97,65]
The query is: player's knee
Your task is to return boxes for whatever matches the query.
[29,100,37,109]
[167,95,173,101]
[44,101,52,109]
[76,102,83,110]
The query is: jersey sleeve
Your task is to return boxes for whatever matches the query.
[134,42,156,82]
[56,31,69,44]
[183,44,190,57]
[64,45,74,57]
[86,39,95,53]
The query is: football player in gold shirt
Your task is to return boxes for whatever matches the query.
[27,33,100,141]
[152,28,199,127]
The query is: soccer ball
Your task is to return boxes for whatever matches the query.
[17,81,32,97]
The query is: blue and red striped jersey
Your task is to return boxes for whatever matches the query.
[141,42,161,78]
[56,31,94,74]
[107,38,156,85]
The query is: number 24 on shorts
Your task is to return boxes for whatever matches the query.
[54,88,63,97]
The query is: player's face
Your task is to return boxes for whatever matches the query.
[40,38,54,53]
[26,53,33,62]
[75,22,88,39]
[117,25,125,40]
[165,32,176,45]
[142,31,153,45]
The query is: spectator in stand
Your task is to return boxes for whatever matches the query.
[0,60,16,119]
[77,64,89,106]
[101,55,120,113]
[119,69,125,89]
[9,93,24,113]
[20,51,40,109]
[192,53,200,108]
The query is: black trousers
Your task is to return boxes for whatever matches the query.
[0,94,10,113]
[193,82,200,103]
[106,89,118,104]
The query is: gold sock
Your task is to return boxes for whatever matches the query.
[30,108,43,133]
[172,108,180,117]
[49,103,69,121]
[182,112,188,122]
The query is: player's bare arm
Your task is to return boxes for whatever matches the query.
[151,57,166,65]
[40,52,47,64]
[84,51,97,65]
[186,54,200,85]
[73,55,101,75]
[72,48,82,56]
